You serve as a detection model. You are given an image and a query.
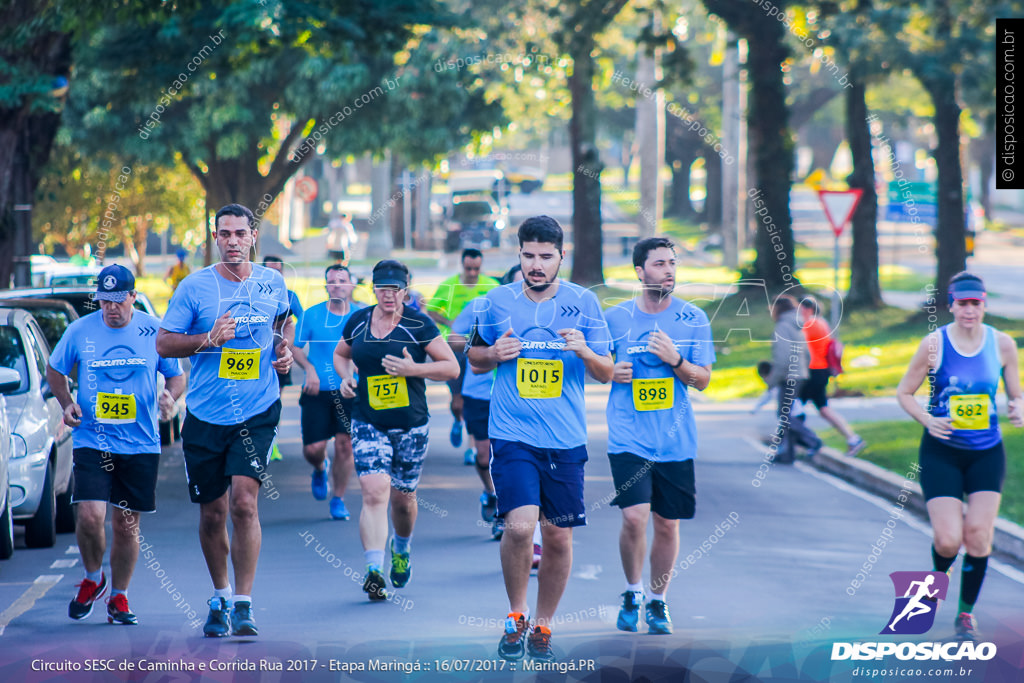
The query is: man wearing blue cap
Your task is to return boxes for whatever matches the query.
[157,204,294,638]
[46,264,186,626]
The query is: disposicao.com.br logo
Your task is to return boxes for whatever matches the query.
[831,571,997,662]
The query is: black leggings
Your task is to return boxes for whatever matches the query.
[918,431,1005,501]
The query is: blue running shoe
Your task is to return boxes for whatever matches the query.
[230,601,258,636]
[450,420,463,448]
[203,597,231,637]
[311,469,328,501]
[617,591,642,632]
[645,599,673,634]
[329,497,350,520]
[480,491,497,522]
[464,447,477,465]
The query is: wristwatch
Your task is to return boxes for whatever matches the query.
[671,354,684,369]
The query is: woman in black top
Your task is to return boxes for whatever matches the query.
[334,260,459,601]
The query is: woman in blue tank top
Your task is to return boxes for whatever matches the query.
[897,272,1024,641]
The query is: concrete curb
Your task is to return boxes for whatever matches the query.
[811,446,1024,566]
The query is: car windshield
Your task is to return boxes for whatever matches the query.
[0,326,29,394]
[28,309,72,350]
[452,202,494,221]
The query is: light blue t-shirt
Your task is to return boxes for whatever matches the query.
[605,298,716,462]
[160,264,290,425]
[296,300,366,391]
[49,310,183,454]
[451,297,494,401]
[474,280,612,448]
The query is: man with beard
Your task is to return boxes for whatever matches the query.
[604,237,715,635]
[468,216,613,662]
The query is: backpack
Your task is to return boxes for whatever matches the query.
[826,338,844,376]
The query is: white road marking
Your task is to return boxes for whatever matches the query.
[795,461,1024,586]
[0,575,64,636]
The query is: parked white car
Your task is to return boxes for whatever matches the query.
[0,369,16,559]
[0,308,74,548]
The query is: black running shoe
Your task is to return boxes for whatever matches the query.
[526,625,556,661]
[363,566,388,601]
[203,597,231,637]
[231,601,258,636]
[106,593,138,625]
[497,612,529,661]
[69,573,108,620]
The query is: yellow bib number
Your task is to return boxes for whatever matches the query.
[950,394,991,430]
[367,375,409,410]
[632,378,674,412]
[96,392,136,423]
[516,359,563,399]
[219,348,260,380]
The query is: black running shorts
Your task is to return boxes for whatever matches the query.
[181,400,282,504]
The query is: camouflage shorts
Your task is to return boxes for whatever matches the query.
[351,420,429,492]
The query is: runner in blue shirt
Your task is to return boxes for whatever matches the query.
[450,295,499,535]
[156,204,294,638]
[897,272,1024,641]
[604,237,715,636]
[468,216,613,662]
[292,264,365,520]
[263,255,304,461]
[47,264,185,626]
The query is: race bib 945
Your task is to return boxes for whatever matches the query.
[96,392,136,423]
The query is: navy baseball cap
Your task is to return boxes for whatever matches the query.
[949,276,986,302]
[94,265,136,302]
[372,260,409,288]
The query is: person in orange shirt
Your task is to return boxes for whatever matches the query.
[799,297,865,456]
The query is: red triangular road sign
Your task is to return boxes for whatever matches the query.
[817,189,863,236]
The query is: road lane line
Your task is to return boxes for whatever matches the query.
[0,574,64,636]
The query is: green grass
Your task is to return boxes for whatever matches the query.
[821,420,1024,527]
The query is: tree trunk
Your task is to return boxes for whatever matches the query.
[704,148,723,228]
[568,35,604,286]
[0,25,71,288]
[668,161,696,220]
[366,151,394,259]
[926,78,966,304]
[747,27,796,292]
[973,132,994,221]
[845,78,882,309]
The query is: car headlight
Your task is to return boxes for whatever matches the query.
[12,433,27,459]
[495,220,506,230]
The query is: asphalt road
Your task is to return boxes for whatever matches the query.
[1,382,1024,681]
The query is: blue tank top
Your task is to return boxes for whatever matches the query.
[927,324,1002,449]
